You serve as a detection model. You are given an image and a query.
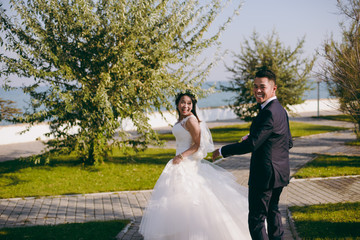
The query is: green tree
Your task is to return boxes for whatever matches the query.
[0,98,22,122]
[320,0,360,139]
[0,0,240,165]
[221,30,316,121]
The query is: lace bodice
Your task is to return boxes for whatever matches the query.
[172,115,214,161]
[172,116,194,155]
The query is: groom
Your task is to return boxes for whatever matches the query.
[213,68,293,240]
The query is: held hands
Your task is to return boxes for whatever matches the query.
[211,134,248,162]
[212,149,221,162]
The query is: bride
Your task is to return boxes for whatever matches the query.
[139,91,251,240]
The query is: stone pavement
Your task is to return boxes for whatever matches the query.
[0,117,359,240]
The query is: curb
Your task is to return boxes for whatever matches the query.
[286,207,301,240]
[291,174,360,182]
[116,219,136,240]
[0,189,153,201]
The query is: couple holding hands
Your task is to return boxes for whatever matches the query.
[139,69,293,240]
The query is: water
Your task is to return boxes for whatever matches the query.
[0,88,32,113]
[0,80,331,125]
[197,80,331,108]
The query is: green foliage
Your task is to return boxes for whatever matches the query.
[0,0,241,165]
[290,202,360,239]
[320,0,360,139]
[0,98,22,122]
[293,154,360,178]
[0,220,129,240]
[221,30,316,121]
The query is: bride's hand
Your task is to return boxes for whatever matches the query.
[212,149,221,162]
[173,154,183,164]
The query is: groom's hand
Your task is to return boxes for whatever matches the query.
[212,149,221,162]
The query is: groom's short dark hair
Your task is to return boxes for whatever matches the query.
[255,68,276,85]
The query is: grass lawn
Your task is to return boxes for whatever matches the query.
[289,121,347,138]
[0,122,349,199]
[159,121,347,142]
[205,123,251,142]
[293,154,360,179]
[314,114,354,122]
[0,220,129,240]
[0,148,175,199]
[346,140,360,146]
[290,202,360,239]
[159,122,251,142]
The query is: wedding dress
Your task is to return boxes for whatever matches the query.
[139,115,251,240]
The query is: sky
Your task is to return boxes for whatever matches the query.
[206,0,344,82]
[1,0,344,85]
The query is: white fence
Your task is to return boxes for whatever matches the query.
[0,99,340,145]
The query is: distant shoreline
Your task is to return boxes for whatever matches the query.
[0,98,340,145]
[0,80,333,119]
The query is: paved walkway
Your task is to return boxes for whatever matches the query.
[0,117,359,240]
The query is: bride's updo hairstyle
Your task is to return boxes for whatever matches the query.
[175,90,201,122]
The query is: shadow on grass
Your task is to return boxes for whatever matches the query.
[0,220,129,240]
[0,156,82,175]
[346,140,360,146]
[290,202,360,239]
[312,114,354,122]
[3,175,28,187]
[0,148,176,175]
[294,221,360,239]
[107,150,175,165]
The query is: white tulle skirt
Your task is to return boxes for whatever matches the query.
[139,158,251,240]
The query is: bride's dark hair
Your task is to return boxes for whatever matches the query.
[175,90,200,122]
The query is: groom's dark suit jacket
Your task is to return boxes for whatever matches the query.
[221,99,293,189]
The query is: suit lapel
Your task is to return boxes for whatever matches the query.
[251,99,277,133]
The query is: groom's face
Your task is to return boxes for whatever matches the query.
[253,77,277,104]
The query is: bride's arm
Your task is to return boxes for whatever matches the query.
[172,116,201,164]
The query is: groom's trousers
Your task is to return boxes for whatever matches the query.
[248,186,284,240]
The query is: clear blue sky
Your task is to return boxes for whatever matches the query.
[207,0,343,82]
[1,0,343,85]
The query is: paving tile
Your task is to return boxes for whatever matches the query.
[111,194,125,219]
[1,119,359,240]
[119,193,134,220]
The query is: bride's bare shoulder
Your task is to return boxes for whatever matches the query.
[185,115,200,130]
